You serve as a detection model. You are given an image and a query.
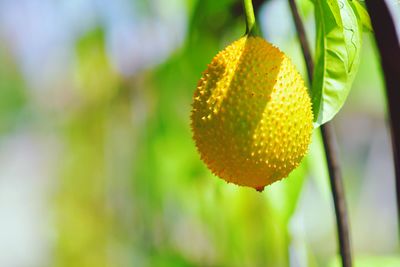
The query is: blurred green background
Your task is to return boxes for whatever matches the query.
[0,0,399,266]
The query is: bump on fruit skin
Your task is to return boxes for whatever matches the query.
[190,36,313,191]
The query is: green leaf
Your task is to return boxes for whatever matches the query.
[311,0,362,126]
[350,0,373,32]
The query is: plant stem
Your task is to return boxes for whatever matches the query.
[320,124,352,267]
[288,1,352,266]
[243,0,259,36]
[364,0,400,237]
[287,0,314,81]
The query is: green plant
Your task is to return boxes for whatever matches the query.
[189,1,396,267]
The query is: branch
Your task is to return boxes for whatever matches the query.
[365,0,400,236]
[320,123,352,267]
[288,1,352,266]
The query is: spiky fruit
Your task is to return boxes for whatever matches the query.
[190,36,313,191]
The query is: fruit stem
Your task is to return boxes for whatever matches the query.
[243,0,259,36]
[288,1,353,267]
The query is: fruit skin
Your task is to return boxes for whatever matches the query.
[190,36,313,190]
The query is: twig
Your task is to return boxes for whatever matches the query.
[364,0,400,236]
[287,0,314,82]
[320,123,352,267]
[288,1,352,266]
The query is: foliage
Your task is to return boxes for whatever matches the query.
[311,0,362,126]
[351,1,373,32]
[0,0,396,267]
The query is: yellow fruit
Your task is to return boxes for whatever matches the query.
[190,36,313,191]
